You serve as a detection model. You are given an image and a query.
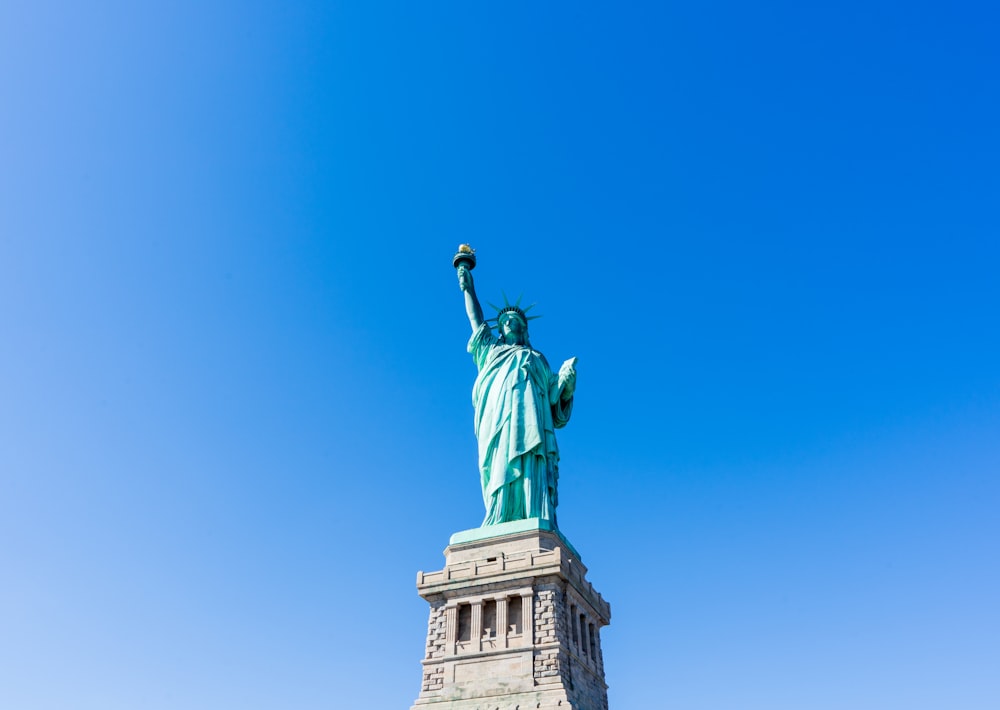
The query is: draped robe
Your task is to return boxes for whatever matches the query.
[468,323,573,526]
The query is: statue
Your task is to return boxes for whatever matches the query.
[454,245,577,529]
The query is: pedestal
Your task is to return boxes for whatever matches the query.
[410,519,611,710]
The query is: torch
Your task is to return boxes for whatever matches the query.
[453,243,477,271]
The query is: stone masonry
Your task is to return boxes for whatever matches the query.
[410,526,611,710]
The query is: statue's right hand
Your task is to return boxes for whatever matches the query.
[458,265,472,291]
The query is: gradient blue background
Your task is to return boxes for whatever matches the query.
[2,2,998,708]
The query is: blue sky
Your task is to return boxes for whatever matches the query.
[1,2,998,708]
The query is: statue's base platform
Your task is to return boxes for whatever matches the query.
[448,518,581,560]
[410,525,611,710]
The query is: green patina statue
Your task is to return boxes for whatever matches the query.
[454,246,577,529]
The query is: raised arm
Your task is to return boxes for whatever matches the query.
[458,265,485,333]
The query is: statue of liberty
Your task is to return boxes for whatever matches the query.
[454,246,577,529]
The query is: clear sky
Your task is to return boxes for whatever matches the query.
[2,2,998,709]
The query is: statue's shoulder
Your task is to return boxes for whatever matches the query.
[468,322,500,357]
[531,349,552,371]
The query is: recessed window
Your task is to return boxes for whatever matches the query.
[482,599,497,639]
[457,604,472,642]
[508,596,523,635]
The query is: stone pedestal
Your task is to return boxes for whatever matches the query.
[410,520,611,710]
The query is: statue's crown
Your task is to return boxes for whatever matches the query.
[496,305,528,323]
[486,292,540,326]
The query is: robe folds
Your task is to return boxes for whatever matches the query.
[468,323,573,526]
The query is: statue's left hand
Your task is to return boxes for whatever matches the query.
[558,358,577,400]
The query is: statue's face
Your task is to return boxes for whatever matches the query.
[500,314,527,343]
